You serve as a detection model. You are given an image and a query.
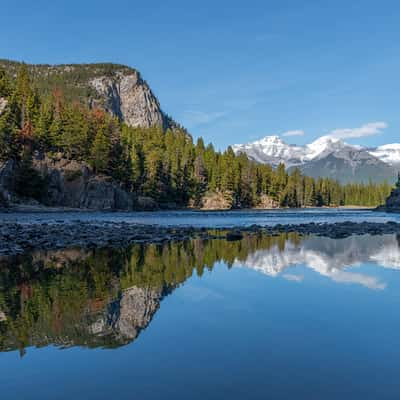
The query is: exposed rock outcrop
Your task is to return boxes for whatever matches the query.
[0,154,138,210]
[200,191,233,210]
[33,153,134,210]
[90,72,166,128]
[255,194,279,209]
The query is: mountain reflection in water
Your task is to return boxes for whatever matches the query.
[0,232,399,355]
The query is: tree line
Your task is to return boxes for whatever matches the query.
[0,64,393,207]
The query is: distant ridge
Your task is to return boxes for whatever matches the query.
[233,135,400,183]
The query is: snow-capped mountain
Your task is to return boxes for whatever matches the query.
[232,135,399,183]
[369,144,400,165]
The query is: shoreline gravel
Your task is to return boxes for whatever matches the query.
[1,220,400,256]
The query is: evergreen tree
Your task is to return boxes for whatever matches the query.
[0,64,392,208]
[90,125,110,173]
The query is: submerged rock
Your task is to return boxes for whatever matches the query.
[226,231,244,241]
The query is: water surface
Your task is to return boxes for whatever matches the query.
[0,233,400,399]
[1,208,399,226]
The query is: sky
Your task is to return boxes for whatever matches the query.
[1,0,400,149]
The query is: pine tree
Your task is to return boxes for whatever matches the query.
[90,125,110,173]
[0,68,11,97]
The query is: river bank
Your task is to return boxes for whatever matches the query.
[1,220,400,256]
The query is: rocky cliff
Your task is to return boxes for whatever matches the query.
[89,72,166,128]
[0,59,171,129]
[0,153,160,210]
[33,153,135,210]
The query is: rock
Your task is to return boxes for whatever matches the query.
[89,72,167,128]
[32,154,134,210]
[200,191,233,210]
[135,196,159,211]
[255,194,279,209]
[226,231,244,241]
[1,219,400,256]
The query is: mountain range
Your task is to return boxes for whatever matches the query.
[233,135,400,183]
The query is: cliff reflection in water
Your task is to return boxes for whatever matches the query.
[0,232,400,354]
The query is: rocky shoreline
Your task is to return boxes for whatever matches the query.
[1,220,400,256]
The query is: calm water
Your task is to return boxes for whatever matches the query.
[1,208,399,226]
[1,232,400,399]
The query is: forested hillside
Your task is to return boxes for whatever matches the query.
[0,63,393,209]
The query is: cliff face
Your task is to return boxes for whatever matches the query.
[0,153,160,210]
[89,72,166,128]
[34,153,134,210]
[0,60,170,129]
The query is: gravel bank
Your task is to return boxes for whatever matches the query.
[1,220,400,256]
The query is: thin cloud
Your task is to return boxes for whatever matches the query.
[328,122,387,140]
[181,110,226,127]
[282,129,305,137]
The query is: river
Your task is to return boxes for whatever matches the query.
[0,228,400,399]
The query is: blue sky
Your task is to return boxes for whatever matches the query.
[2,0,399,149]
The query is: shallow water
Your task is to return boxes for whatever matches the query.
[1,208,399,227]
[1,232,400,399]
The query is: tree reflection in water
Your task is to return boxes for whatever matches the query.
[0,232,399,355]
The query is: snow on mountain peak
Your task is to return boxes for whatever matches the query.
[232,133,400,170]
[369,143,400,165]
[306,136,346,159]
[232,135,306,166]
[257,135,282,144]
